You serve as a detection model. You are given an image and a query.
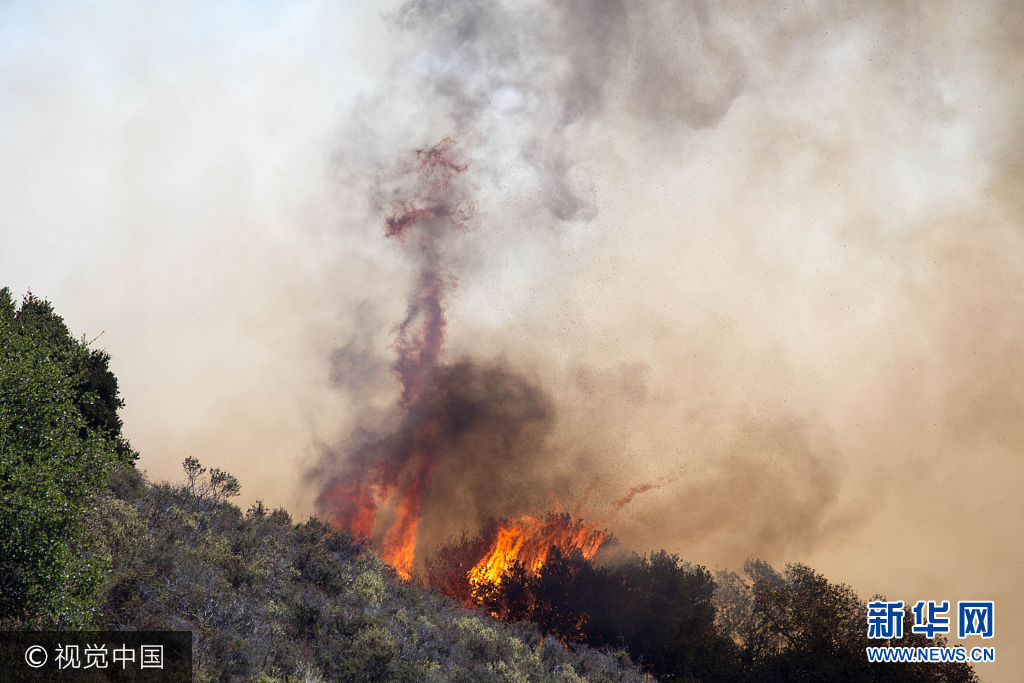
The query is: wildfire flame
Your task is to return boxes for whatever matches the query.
[468,513,609,588]
[319,138,670,582]
[462,480,673,591]
[318,137,472,579]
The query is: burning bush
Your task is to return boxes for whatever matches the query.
[428,528,735,681]
[426,513,611,604]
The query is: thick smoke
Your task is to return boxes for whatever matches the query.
[311,0,848,574]
[312,137,476,575]
[374,0,751,224]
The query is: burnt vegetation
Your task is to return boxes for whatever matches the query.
[0,290,979,682]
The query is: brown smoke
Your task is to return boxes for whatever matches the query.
[311,138,474,577]
[313,0,857,577]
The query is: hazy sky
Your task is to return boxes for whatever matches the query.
[2,1,1021,678]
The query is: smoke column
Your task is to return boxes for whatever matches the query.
[312,0,839,577]
[316,138,473,577]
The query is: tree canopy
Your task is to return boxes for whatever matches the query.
[431,527,980,682]
[0,288,134,626]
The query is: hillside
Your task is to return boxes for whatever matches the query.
[90,464,650,682]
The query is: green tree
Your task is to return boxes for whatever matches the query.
[716,560,979,682]
[0,288,133,626]
[480,546,739,680]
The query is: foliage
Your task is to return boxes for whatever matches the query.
[475,548,738,681]
[425,520,500,606]
[435,529,979,682]
[713,560,979,682]
[0,289,134,627]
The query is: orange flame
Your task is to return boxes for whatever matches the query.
[468,514,609,588]
[381,514,419,579]
[378,445,436,579]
